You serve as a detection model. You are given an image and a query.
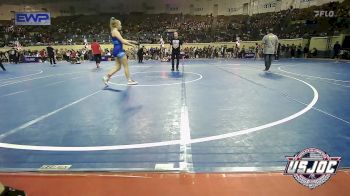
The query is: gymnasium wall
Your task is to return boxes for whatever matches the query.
[309,35,344,51]
[0,0,344,20]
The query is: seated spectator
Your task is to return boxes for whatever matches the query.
[70,50,78,64]
[311,48,318,57]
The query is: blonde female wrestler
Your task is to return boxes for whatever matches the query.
[103,17,138,86]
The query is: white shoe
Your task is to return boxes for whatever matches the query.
[102,76,109,86]
[127,80,138,85]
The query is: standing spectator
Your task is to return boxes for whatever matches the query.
[221,46,226,58]
[297,45,302,58]
[83,36,88,48]
[0,52,6,71]
[18,51,25,63]
[159,36,165,59]
[214,47,219,58]
[14,49,19,64]
[91,39,102,68]
[4,51,9,63]
[303,46,309,58]
[46,44,56,65]
[285,44,290,58]
[254,43,260,60]
[290,44,296,58]
[262,28,278,71]
[137,46,146,63]
[9,48,16,63]
[333,41,341,62]
[276,43,281,60]
[240,46,245,58]
[235,40,240,58]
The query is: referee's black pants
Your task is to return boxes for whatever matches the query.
[49,54,56,65]
[138,55,143,63]
[171,51,180,70]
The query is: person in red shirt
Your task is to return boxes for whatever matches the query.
[91,39,102,68]
[70,50,77,64]
[39,49,46,63]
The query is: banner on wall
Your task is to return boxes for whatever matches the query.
[15,12,51,26]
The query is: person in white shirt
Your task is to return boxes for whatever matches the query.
[262,28,279,71]
[160,36,165,59]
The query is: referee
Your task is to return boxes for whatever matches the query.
[170,32,183,71]
[46,44,56,66]
[262,28,279,71]
[91,39,102,68]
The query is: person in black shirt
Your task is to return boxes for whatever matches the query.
[303,46,309,58]
[0,52,6,71]
[10,48,19,64]
[137,46,145,63]
[297,45,302,58]
[46,44,56,65]
[170,32,183,71]
[14,49,19,64]
[254,43,260,60]
[290,44,296,58]
[333,41,341,61]
[276,43,281,60]
[9,49,15,63]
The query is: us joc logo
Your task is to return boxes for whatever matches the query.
[284,148,341,189]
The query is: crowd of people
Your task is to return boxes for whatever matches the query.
[0,47,91,64]
[0,41,327,66]
[136,43,319,60]
[0,0,349,47]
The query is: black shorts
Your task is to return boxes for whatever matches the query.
[334,51,340,57]
[171,50,180,58]
[94,54,101,63]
